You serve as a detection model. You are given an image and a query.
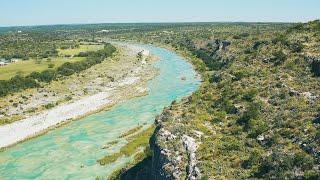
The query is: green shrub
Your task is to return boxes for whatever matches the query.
[43,103,55,109]
[272,34,289,45]
[212,111,227,123]
[242,150,262,169]
[48,64,55,68]
[291,43,305,53]
[272,50,287,65]
[237,102,261,127]
[233,70,248,81]
[243,89,258,102]
[247,119,267,138]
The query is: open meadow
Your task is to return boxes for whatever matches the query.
[0,44,104,80]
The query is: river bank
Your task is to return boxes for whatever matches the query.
[0,44,158,149]
[0,43,199,179]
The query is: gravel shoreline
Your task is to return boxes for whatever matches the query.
[0,45,156,149]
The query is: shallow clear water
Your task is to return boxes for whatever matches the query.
[0,43,200,179]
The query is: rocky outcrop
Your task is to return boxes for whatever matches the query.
[182,135,201,180]
[306,55,320,76]
[210,39,231,57]
[148,107,202,180]
[120,108,189,180]
[311,59,320,76]
[313,117,320,124]
[217,40,231,51]
[150,126,173,180]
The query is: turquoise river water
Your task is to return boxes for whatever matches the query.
[0,43,200,179]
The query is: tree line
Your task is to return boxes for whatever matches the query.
[0,43,116,97]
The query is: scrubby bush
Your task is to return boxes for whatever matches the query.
[243,89,258,102]
[291,43,305,53]
[272,50,287,65]
[48,64,55,68]
[237,102,261,128]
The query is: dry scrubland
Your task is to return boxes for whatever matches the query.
[104,21,320,179]
[0,21,319,179]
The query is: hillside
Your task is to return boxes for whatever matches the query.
[106,21,320,179]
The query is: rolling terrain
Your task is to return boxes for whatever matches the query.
[103,21,320,179]
[0,21,319,179]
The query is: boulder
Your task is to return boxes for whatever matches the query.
[313,117,320,124]
[311,59,320,76]
[306,55,320,76]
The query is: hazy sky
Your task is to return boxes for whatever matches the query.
[1,0,319,26]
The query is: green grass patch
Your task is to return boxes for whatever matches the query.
[0,57,85,80]
[101,140,120,149]
[118,122,147,138]
[0,115,24,125]
[107,140,119,146]
[121,124,155,156]
[98,152,123,166]
[58,44,104,56]
[0,44,103,80]
[98,125,155,166]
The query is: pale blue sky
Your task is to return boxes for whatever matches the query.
[1,0,319,26]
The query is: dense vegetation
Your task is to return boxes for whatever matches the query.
[0,31,76,60]
[0,43,116,97]
[0,21,319,179]
[99,21,320,179]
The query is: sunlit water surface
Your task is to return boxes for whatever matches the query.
[0,43,200,179]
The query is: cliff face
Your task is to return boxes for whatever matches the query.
[149,101,202,180]
[119,21,320,180]
[120,100,203,180]
[310,56,320,76]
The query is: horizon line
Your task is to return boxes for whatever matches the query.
[0,20,309,28]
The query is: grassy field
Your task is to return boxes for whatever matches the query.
[58,44,104,56]
[0,57,85,80]
[0,44,104,80]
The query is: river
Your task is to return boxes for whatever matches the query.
[0,43,200,179]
